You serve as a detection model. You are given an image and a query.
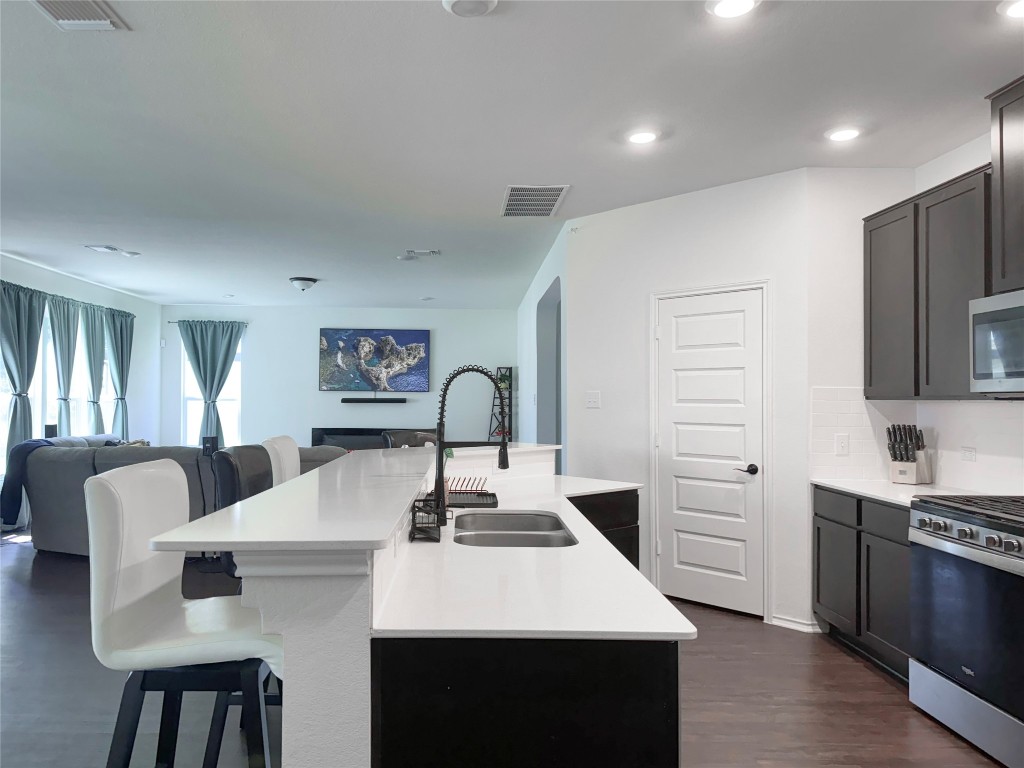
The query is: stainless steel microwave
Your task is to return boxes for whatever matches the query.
[970,289,1024,395]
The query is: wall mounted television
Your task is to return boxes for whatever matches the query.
[319,328,430,392]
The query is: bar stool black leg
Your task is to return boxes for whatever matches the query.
[239,661,271,768]
[203,691,231,768]
[106,672,145,768]
[154,689,182,768]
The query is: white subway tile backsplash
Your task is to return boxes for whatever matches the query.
[837,413,868,427]
[812,412,838,427]
[809,387,1024,491]
[812,400,851,414]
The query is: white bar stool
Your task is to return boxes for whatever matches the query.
[85,459,283,768]
[260,436,300,485]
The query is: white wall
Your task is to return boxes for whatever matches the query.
[516,227,567,446]
[805,168,915,387]
[562,169,814,626]
[160,304,516,447]
[914,133,990,193]
[0,255,162,442]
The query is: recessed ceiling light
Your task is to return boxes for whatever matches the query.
[827,127,861,142]
[85,245,120,253]
[705,0,760,18]
[628,131,658,144]
[442,0,497,17]
[997,0,1024,17]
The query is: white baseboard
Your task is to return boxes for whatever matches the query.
[769,614,823,633]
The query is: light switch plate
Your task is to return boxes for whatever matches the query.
[961,446,977,462]
[834,433,850,457]
[585,391,601,409]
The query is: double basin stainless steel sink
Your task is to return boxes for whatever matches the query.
[453,511,577,548]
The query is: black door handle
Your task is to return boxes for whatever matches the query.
[734,464,759,475]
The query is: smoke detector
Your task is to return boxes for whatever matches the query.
[289,277,319,292]
[442,0,497,17]
[500,185,570,217]
[33,1,128,30]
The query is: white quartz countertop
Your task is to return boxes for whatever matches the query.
[372,474,699,641]
[151,448,436,552]
[812,478,977,508]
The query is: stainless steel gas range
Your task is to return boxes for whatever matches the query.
[909,495,1024,767]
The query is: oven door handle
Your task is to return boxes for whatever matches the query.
[909,528,1024,576]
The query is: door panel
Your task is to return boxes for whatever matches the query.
[657,288,764,616]
[991,79,1024,294]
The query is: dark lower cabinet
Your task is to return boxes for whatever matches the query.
[569,490,640,569]
[813,487,912,680]
[372,638,679,768]
[813,515,858,636]
[603,524,640,567]
[859,532,911,678]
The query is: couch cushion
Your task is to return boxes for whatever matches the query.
[299,445,348,475]
[94,447,212,521]
[25,447,99,556]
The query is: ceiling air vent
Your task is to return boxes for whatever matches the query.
[33,1,128,31]
[500,185,570,217]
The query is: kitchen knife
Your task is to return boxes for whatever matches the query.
[895,425,905,448]
[887,442,897,462]
[907,443,916,463]
[886,426,894,444]
[917,429,925,450]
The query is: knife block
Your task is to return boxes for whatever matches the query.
[889,451,932,485]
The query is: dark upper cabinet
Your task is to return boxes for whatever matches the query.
[864,168,992,400]
[989,76,1024,295]
[917,170,990,398]
[864,203,917,399]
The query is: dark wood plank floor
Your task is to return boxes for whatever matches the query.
[1,538,997,767]
[672,600,997,768]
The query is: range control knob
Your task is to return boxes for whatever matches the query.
[918,518,932,529]
[985,534,1004,549]
[956,527,976,540]
[930,520,949,533]
[1003,539,1023,554]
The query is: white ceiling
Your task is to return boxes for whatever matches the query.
[2,1,1022,308]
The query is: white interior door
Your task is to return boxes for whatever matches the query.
[655,288,765,616]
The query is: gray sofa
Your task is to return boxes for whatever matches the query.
[24,438,348,557]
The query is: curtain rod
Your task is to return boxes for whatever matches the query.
[166,320,248,324]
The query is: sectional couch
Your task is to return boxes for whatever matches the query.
[22,437,347,556]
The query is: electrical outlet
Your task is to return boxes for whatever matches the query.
[585,391,601,409]
[961,446,977,462]
[834,433,850,457]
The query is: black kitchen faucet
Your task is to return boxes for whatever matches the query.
[432,365,510,524]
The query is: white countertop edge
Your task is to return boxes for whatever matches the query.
[150,538,392,552]
[370,627,698,641]
[811,478,977,508]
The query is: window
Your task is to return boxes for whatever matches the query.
[182,342,242,447]
[0,309,117,473]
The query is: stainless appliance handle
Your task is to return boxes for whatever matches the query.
[909,528,1024,576]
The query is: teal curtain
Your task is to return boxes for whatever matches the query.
[103,308,135,441]
[1,282,47,459]
[178,320,246,445]
[80,304,106,434]
[47,295,80,436]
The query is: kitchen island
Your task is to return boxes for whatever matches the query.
[150,447,696,767]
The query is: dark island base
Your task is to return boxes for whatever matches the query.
[371,637,680,768]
